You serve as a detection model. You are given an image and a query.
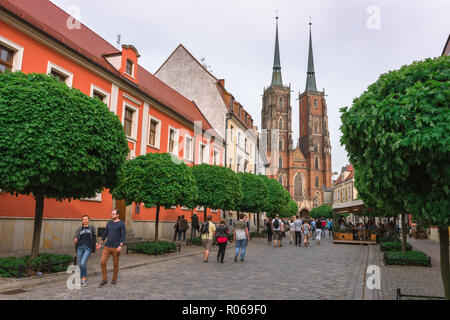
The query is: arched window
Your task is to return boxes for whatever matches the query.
[279,138,283,150]
[314,156,319,170]
[313,99,317,108]
[314,120,318,134]
[294,174,302,196]
[279,118,283,130]
[279,97,283,110]
[279,156,283,169]
[313,142,318,153]
[315,176,319,188]
[278,175,283,185]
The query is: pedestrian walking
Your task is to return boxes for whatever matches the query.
[233,214,249,262]
[289,217,295,245]
[321,218,327,238]
[200,215,216,263]
[173,216,180,241]
[272,214,283,248]
[315,221,322,245]
[215,220,229,263]
[179,215,189,242]
[293,215,303,247]
[265,217,273,244]
[310,218,316,241]
[73,214,97,287]
[302,220,311,247]
[97,209,126,287]
[190,212,199,239]
[327,219,333,238]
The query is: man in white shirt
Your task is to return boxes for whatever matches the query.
[293,215,303,247]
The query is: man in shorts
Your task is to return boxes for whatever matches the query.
[200,215,216,263]
[272,214,283,248]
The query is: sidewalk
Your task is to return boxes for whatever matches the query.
[0,241,213,293]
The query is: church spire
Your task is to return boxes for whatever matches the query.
[271,15,283,87]
[305,21,317,91]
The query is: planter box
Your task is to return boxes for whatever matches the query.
[335,232,353,241]
[383,252,431,267]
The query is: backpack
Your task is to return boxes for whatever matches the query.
[200,222,209,235]
[273,219,280,229]
[216,225,228,238]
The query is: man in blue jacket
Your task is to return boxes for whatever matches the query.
[97,209,126,287]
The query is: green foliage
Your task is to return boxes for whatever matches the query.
[188,237,203,246]
[384,250,431,267]
[236,173,268,213]
[127,241,177,255]
[259,175,291,218]
[0,253,73,278]
[380,241,412,251]
[191,164,242,211]
[340,56,450,228]
[112,153,197,209]
[310,205,333,219]
[281,200,298,217]
[0,72,129,200]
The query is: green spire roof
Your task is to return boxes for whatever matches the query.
[271,16,283,87]
[305,22,317,91]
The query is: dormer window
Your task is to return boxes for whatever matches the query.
[126,59,133,76]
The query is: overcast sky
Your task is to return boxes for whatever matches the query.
[51,0,450,175]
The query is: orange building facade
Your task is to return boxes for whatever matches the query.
[0,0,224,253]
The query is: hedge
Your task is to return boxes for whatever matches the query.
[380,241,412,252]
[0,253,73,278]
[384,250,431,267]
[127,241,177,255]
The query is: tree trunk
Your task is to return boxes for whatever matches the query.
[401,213,407,253]
[31,190,45,260]
[393,216,398,240]
[439,227,450,300]
[257,213,260,234]
[155,205,160,242]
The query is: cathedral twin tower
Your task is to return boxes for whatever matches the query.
[261,17,332,216]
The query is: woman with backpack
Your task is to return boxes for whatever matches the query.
[73,214,97,287]
[215,220,229,263]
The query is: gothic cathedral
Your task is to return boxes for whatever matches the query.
[261,18,332,217]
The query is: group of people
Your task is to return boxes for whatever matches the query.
[337,217,397,240]
[265,215,333,247]
[199,213,250,264]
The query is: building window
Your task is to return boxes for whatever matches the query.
[315,176,319,188]
[314,120,318,134]
[93,90,106,102]
[124,108,134,137]
[313,142,318,153]
[168,127,179,154]
[245,138,248,152]
[279,156,283,169]
[238,132,241,147]
[348,187,351,201]
[229,158,233,168]
[126,59,133,76]
[148,117,161,148]
[314,99,317,108]
[279,97,283,110]
[199,144,206,164]
[0,45,13,73]
[47,62,73,87]
[184,135,193,161]
[90,85,110,107]
[294,174,302,197]
[279,118,283,130]
[278,175,283,185]
[230,125,234,142]
[314,156,319,170]
[213,150,219,165]
[279,138,283,151]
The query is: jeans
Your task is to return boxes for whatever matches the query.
[295,231,302,245]
[179,230,186,241]
[173,229,179,241]
[76,245,92,279]
[267,232,272,243]
[322,228,326,238]
[217,242,227,262]
[235,239,247,260]
[191,226,198,239]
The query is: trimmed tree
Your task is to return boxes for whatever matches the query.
[112,153,198,242]
[236,173,269,234]
[191,164,242,222]
[340,56,450,298]
[0,72,129,259]
[311,204,333,219]
[260,175,291,219]
[282,200,299,218]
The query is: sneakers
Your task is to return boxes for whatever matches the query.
[111,281,117,286]
[234,255,238,262]
[81,280,87,287]
[98,280,108,287]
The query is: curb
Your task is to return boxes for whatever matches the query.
[0,247,216,294]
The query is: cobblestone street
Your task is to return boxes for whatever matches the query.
[1,236,445,300]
